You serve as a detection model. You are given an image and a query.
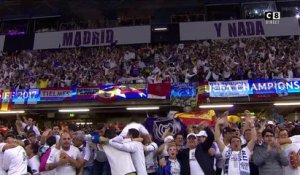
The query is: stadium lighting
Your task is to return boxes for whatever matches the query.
[274,102,300,106]
[296,14,300,19]
[199,104,234,109]
[153,27,168,31]
[0,110,25,114]
[59,108,90,113]
[126,106,160,110]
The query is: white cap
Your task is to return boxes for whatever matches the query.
[164,136,174,143]
[197,130,208,137]
[187,133,197,139]
[267,121,275,125]
[0,143,6,152]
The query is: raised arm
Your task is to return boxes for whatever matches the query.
[214,118,226,153]
[40,129,52,145]
[200,126,214,151]
[277,138,292,145]
[109,135,136,153]
[16,114,26,128]
[157,142,165,153]
[144,142,158,152]
[22,116,28,124]
[245,117,257,151]
[278,135,300,145]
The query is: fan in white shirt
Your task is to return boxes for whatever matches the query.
[0,142,20,175]
[17,116,41,136]
[1,134,28,175]
[278,129,300,175]
[215,116,257,175]
[2,145,28,175]
[109,128,148,175]
[25,143,40,175]
[46,132,84,175]
[100,129,136,175]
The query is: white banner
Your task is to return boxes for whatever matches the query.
[0,35,5,52]
[209,80,249,97]
[33,26,151,50]
[180,17,300,40]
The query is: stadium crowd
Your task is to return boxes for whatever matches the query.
[0,37,300,89]
[0,111,299,175]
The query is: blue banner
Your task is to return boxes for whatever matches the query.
[209,79,300,97]
[12,89,40,104]
[248,79,300,95]
[171,83,198,107]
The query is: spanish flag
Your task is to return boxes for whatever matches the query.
[174,110,216,126]
[0,89,12,111]
[197,83,209,105]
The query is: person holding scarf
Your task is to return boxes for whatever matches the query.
[215,115,257,175]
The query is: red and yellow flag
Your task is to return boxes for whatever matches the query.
[0,89,12,111]
[174,110,216,126]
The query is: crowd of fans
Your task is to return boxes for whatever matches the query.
[0,111,299,175]
[0,37,300,89]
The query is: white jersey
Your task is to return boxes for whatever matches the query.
[282,143,300,175]
[0,153,7,175]
[109,135,147,175]
[28,155,40,175]
[47,145,82,175]
[103,145,136,175]
[2,146,28,175]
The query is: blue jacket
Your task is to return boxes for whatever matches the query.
[159,158,180,175]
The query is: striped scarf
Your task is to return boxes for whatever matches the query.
[223,147,250,175]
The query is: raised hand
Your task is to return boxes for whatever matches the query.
[42,129,52,137]
[199,120,210,129]
[216,117,227,126]
[244,116,254,125]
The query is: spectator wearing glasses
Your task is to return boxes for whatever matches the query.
[253,128,289,175]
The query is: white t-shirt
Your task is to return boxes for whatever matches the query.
[120,122,149,137]
[222,146,251,175]
[189,148,204,175]
[144,142,158,173]
[282,143,300,175]
[2,146,28,175]
[28,155,40,175]
[103,145,136,175]
[290,135,300,143]
[0,153,7,175]
[47,145,82,175]
[169,159,181,175]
